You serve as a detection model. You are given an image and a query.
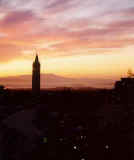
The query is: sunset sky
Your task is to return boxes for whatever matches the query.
[0,0,134,88]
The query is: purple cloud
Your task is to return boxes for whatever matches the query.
[1,10,37,26]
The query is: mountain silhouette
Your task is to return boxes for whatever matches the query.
[0,74,114,89]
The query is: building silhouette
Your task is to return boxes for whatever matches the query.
[32,54,40,94]
[115,77,134,104]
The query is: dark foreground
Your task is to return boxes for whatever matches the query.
[0,88,133,160]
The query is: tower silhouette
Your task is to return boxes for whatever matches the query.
[32,54,40,94]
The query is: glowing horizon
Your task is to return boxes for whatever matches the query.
[0,0,134,87]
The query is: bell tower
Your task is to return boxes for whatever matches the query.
[32,54,40,94]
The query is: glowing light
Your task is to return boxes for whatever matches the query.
[73,146,77,150]
[105,145,109,149]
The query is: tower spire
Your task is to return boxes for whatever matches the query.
[32,53,40,94]
[35,54,39,63]
[34,49,39,63]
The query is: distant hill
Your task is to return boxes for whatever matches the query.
[0,74,115,89]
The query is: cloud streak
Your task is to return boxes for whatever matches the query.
[1,10,35,26]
